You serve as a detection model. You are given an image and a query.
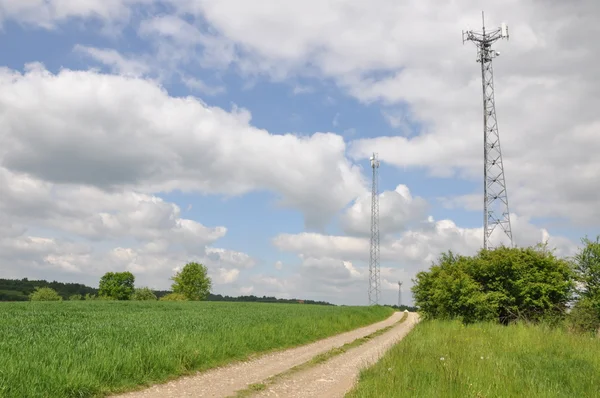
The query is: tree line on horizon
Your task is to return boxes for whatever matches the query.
[0,262,334,306]
[412,236,600,335]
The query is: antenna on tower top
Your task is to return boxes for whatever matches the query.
[463,13,513,250]
[369,153,381,305]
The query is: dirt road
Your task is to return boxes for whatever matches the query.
[113,311,418,398]
[252,312,419,397]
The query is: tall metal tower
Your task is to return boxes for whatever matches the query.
[368,153,381,305]
[397,281,402,307]
[463,12,513,250]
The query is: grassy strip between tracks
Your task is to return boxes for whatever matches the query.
[233,311,410,397]
[347,319,600,398]
[0,301,394,398]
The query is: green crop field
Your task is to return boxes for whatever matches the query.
[347,319,600,398]
[0,301,393,398]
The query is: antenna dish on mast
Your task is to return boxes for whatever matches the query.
[370,153,379,168]
[501,23,509,38]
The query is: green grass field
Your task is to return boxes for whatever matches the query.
[347,319,600,398]
[0,301,393,398]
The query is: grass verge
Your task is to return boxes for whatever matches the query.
[232,311,409,397]
[347,319,600,398]
[0,301,393,398]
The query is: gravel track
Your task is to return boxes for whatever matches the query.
[112,311,408,398]
[251,312,419,398]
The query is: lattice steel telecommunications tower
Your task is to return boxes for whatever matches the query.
[397,281,402,307]
[463,12,514,250]
[369,153,381,305]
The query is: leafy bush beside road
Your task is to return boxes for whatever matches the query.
[412,245,574,324]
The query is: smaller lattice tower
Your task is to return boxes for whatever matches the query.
[368,153,381,305]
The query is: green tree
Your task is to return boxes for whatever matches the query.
[29,287,62,301]
[98,272,135,300]
[132,287,157,301]
[412,245,574,324]
[171,262,212,301]
[573,236,600,301]
[569,298,600,334]
[69,294,83,301]
[571,236,600,333]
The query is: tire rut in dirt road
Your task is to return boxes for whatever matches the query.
[111,311,406,398]
[248,312,419,398]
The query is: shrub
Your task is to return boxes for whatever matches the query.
[132,287,157,301]
[84,293,97,300]
[69,294,83,301]
[412,245,574,324]
[159,293,188,301]
[29,287,62,301]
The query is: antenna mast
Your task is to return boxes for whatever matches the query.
[463,12,513,250]
[369,153,381,305]
[397,281,402,307]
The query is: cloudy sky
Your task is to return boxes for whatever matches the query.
[0,0,597,305]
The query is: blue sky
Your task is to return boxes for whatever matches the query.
[0,1,597,305]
